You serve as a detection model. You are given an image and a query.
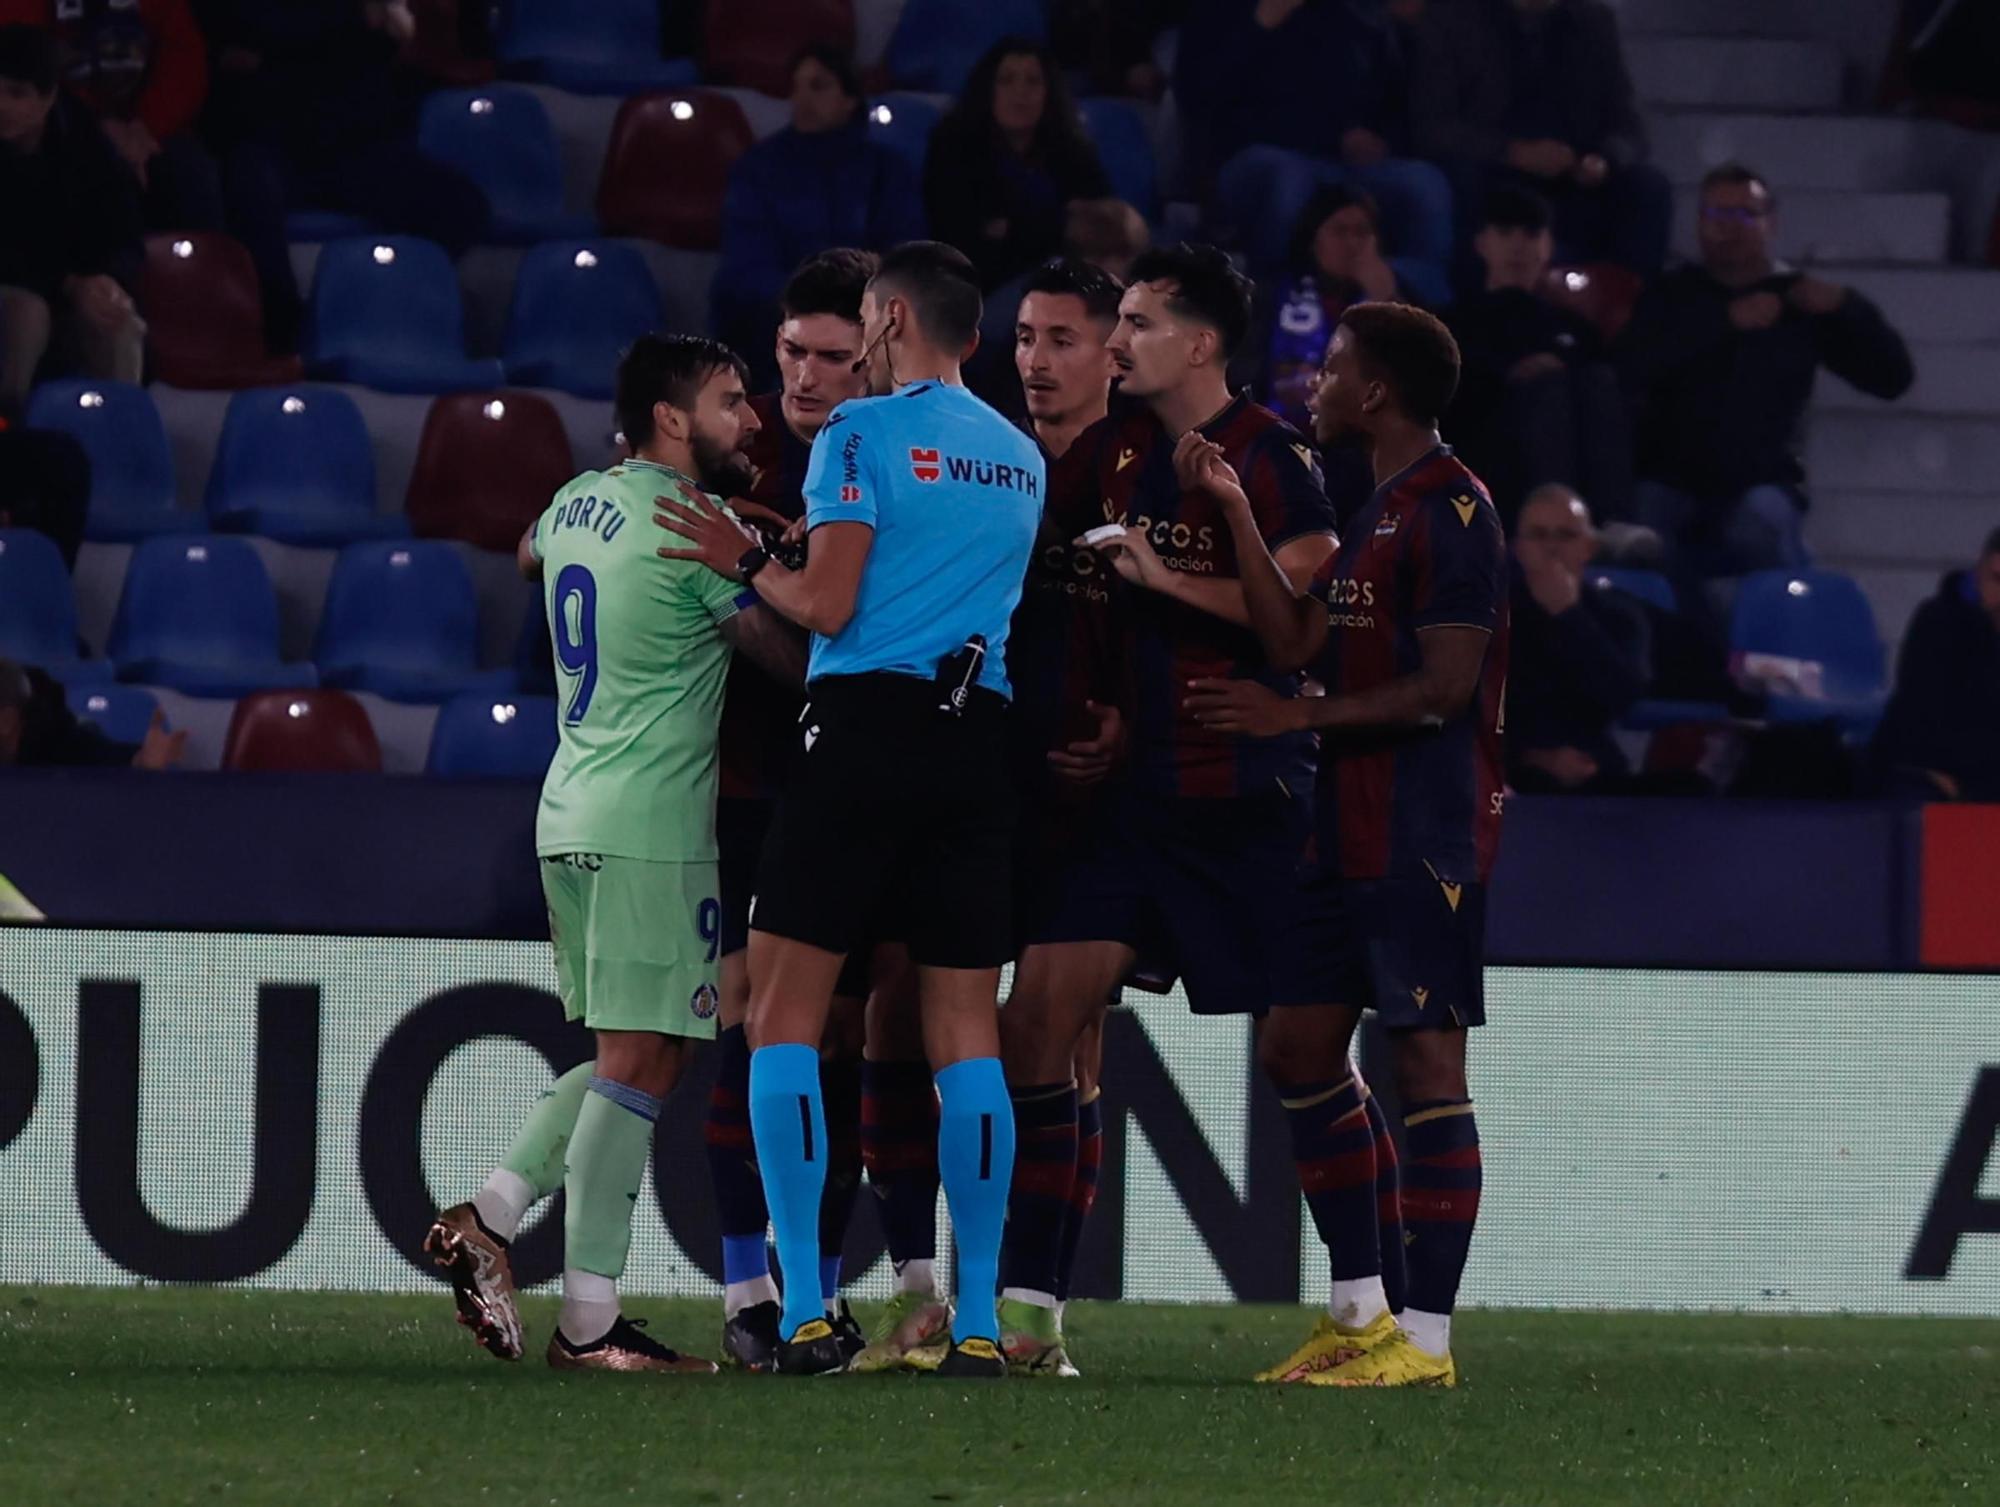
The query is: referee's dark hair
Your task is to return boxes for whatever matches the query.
[1337,302,1462,429]
[1126,242,1254,359]
[1021,256,1125,326]
[870,240,983,351]
[1701,161,1777,210]
[615,334,751,450]
[781,248,879,324]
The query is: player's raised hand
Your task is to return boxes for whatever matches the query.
[1082,524,1170,592]
[655,484,759,579]
[1171,432,1251,515]
[1047,700,1125,787]
[1184,677,1301,738]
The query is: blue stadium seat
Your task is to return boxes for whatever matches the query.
[417,86,593,244]
[1730,568,1887,729]
[285,210,372,242]
[314,542,517,703]
[503,240,664,398]
[866,93,944,178]
[109,536,317,697]
[496,0,701,95]
[68,683,161,746]
[1078,98,1158,219]
[22,380,184,541]
[305,236,506,394]
[1589,567,1677,614]
[426,691,559,776]
[885,0,1047,94]
[0,528,110,682]
[205,387,409,546]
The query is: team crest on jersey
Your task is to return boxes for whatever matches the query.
[909,447,942,482]
[1374,514,1401,538]
[690,982,720,1021]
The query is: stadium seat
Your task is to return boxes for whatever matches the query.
[1589,567,1677,615]
[109,536,317,697]
[885,0,1048,94]
[866,93,944,178]
[315,542,517,703]
[495,0,700,95]
[1730,568,1888,729]
[305,236,507,394]
[69,683,161,746]
[503,240,664,398]
[286,209,372,242]
[702,0,854,96]
[426,691,559,776]
[22,380,184,541]
[1541,263,1644,342]
[1078,98,1159,220]
[416,86,593,244]
[405,391,576,553]
[405,0,497,86]
[204,387,408,546]
[140,233,304,390]
[597,91,754,249]
[222,689,383,773]
[0,528,109,682]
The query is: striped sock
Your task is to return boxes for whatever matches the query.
[704,1026,774,1314]
[861,1058,940,1268]
[1360,1084,1408,1314]
[1054,1090,1104,1303]
[1281,1075,1384,1327]
[1401,1099,1482,1353]
[817,1053,864,1303]
[998,1082,1078,1305]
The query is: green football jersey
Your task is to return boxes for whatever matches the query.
[531,459,745,862]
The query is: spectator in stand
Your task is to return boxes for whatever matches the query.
[1233,184,1407,432]
[0,425,90,568]
[923,36,1113,294]
[1049,0,1185,100]
[0,24,143,418]
[1064,196,1149,282]
[1507,484,1651,793]
[1180,0,1452,302]
[0,657,185,768]
[0,0,224,234]
[1412,0,1670,276]
[1446,185,1629,524]
[1618,164,1915,584]
[713,45,924,387]
[1872,527,2000,802]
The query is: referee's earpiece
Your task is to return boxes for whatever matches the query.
[851,318,897,374]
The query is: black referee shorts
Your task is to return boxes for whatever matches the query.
[751,672,1017,970]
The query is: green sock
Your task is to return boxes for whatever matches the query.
[501,1062,593,1197]
[563,1076,663,1283]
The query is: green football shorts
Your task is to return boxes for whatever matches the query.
[540,853,723,1038]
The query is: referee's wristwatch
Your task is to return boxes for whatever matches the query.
[735,544,771,584]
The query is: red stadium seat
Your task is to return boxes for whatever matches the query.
[596,90,754,249]
[223,689,383,773]
[1540,262,1643,342]
[404,391,575,553]
[140,233,304,390]
[702,0,855,97]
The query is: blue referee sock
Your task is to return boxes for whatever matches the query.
[935,1057,1015,1344]
[748,1043,827,1341]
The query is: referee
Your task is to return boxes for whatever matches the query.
[656,242,1042,1378]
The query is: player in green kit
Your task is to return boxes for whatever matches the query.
[426,335,806,1372]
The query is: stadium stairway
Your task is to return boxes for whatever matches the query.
[1620,0,2000,660]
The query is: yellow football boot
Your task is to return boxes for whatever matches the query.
[1300,1328,1457,1388]
[1254,1308,1400,1383]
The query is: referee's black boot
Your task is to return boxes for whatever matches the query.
[931,1337,1007,1380]
[775,1317,850,1376]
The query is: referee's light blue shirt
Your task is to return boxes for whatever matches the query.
[800,381,1043,698]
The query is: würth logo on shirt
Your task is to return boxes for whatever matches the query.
[839,484,862,503]
[909,447,942,483]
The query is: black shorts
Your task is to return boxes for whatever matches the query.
[722,795,883,999]
[1011,793,1175,998]
[1271,872,1488,1028]
[1030,786,1312,1014]
[752,672,1017,970]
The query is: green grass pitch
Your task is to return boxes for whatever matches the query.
[2,1287,1996,1505]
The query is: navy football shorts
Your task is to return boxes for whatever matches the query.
[1271,870,1488,1028]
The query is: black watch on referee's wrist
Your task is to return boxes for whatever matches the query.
[735,544,771,584]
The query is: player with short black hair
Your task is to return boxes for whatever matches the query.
[656,242,1042,1379]
[1182,300,1506,1388]
[1122,243,1255,367]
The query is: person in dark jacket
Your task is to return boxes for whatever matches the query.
[1507,484,1651,792]
[1180,0,1452,300]
[1446,185,1629,523]
[0,24,143,418]
[0,658,183,767]
[713,45,925,387]
[1618,163,1915,584]
[1413,0,1670,275]
[0,425,90,568]
[1872,528,2000,802]
[922,36,1112,294]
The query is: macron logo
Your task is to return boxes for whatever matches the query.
[909,447,942,483]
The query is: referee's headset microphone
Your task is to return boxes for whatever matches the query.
[851,317,898,375]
